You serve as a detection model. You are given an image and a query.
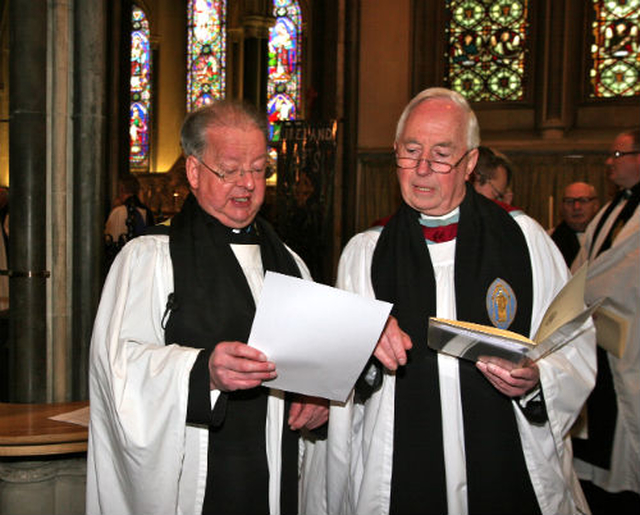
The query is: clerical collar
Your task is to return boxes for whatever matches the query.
[419,207,460,244]
[228,223,259,244]
[419,207,460,226]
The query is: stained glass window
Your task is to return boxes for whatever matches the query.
[446,0,529,102]
[267,0,302,132]
[589,0,640,98]
[187,0,226,111]
[130,5,152,171]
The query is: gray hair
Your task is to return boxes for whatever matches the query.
[394,87,480,150]
[180,99,269,160]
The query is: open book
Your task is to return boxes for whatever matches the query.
[427,265,601,366]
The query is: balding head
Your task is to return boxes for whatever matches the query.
[560,182,599,232]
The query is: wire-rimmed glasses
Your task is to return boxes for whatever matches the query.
[196,158,272,183]
[394,148,474,174]
[608,150,640,160]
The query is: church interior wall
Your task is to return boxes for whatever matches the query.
[351,0,640,234]
[0,0,639,398]
[0,2,638,512]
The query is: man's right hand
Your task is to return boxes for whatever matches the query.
[208,342,277,391]
[373,316,413,371]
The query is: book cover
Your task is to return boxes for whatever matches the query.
[427,265,601,365]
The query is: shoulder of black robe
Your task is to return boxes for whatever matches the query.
[550,221,580,267]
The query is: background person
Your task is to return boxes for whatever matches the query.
[469,145,514,205]
[571,129,640,515]
[104,174,155,245]
[550,182,599,267]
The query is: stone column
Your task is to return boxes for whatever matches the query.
[242,15,273,110]
[537,0,570,139]
[8,0,48,403]
[71,0,107,400]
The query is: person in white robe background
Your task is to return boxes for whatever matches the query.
[87,99,328,515]
[319,88,596,515]
[571,129,640,514]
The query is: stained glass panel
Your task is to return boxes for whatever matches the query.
[130,5,151,171]
[187,0,226,111]
[268,0,302,133]
[589,0,640,98]
[446,0,529,102]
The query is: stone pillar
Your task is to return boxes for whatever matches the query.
[8,0,48,403]
[242,15,273,110]
[537,0,569,139]
[341,0,360,243]
[71,0,107,400]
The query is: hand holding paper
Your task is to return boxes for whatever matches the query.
[248,272,393,402]
[208,341,277,392]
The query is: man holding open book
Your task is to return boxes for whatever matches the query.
[322,88,596,515]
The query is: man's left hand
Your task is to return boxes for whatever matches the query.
[476,357,540,397]
[288,395,329,431]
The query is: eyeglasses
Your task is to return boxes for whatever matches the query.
[608,150,640,160]
[562,196,597,206]
[196,158,272,183]
[394,148,474,174]
[487,182,507,202]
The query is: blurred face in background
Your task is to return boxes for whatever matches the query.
[473,165,509,203]
[560,182,599,232]
[605,133,640,189]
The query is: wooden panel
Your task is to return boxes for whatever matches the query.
[354,151,401,234]
[353,149,612,234]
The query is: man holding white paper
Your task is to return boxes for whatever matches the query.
[87,100,328,515]
[324,88,596,515]
[571,129,640,514]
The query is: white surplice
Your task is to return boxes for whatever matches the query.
[86,233,316,515]
[572,197,640,495]
[323,210,596,515]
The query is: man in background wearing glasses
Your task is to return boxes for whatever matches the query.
[323,88,595,515]
[550,182,600,267]
[470,145,515,206]
[572,129,640,515]
[87,100,328,515]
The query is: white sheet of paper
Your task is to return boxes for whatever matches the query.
[248,271,392,402]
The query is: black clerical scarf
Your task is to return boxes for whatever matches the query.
[551,220,581,267]
[164,194,301,515]
[371,185,540,515]
[590,182,640,259]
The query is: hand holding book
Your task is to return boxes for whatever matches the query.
[476,356,540,397]
[427,265,601,366]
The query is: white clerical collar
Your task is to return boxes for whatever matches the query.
[420,207,460,223]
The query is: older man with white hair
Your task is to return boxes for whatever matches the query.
[322,87,596,515]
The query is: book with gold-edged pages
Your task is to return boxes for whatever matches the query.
[427,265,602,367]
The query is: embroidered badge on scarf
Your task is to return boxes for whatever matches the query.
[486,278,517,330]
